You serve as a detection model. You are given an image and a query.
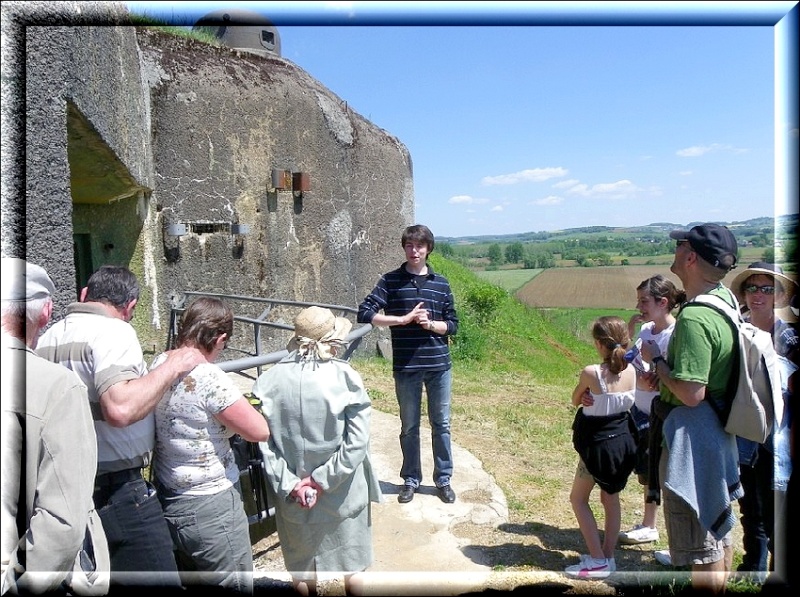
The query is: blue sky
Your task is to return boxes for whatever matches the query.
[124,1,799,238]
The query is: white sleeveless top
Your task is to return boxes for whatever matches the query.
[582,364,635,417]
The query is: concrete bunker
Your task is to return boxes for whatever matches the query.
[192,9,281,57]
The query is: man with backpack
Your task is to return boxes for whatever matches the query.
[640,223,741,595]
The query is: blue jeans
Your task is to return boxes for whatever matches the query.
[93,478,181,588]
[394,369,453,488]
[159,483,253,594]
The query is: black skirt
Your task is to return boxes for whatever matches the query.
[572,408,638,494]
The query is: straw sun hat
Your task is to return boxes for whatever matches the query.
[287,306,352,359]
[730,261,797,309]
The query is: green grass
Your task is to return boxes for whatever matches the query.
[128,13,223,46]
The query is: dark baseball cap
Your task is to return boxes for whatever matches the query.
[669,223,738,271]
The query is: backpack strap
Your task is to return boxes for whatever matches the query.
[681,289,742,423]
[688,291,743,327]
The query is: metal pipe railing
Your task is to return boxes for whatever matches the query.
[167,291,377,541]
[167,291,373,376]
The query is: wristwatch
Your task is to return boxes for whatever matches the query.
[652,355,665,367]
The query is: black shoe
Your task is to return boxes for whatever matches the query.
[437,484,456,504]
[398,485,416,503]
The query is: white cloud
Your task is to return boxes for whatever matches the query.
[679,170,693,176]
[566,179,639,199]
[552,178,580,189]
[533,195,564,206]
[565,183,590,196]
[481,167,568,186]
[676,143,747,157]
[593,180,636,194]
[491,205,504,212]
[448,194,489,205]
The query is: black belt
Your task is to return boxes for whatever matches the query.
[95,468,142,488]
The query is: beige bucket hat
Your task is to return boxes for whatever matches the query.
[287,306,352,359]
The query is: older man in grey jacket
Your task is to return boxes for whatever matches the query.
[1,258,108,595]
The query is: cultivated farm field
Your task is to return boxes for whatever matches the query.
[514,265,742,309]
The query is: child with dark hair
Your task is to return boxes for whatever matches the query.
[567,316,637,579]
[619,275,684,558]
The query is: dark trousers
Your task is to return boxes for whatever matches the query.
[738,445,774,572]
[94,477,182,589]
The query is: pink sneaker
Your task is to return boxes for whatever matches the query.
[565,555,615,579]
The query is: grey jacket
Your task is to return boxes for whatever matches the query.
[252,352,382,524]
[1,334,100,594]
[662,399,743,540]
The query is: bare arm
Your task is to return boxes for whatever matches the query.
[571,367,593,407]
[641,340,705,407]
[215,396,270,442]
[628,313,644,340]
[101,346,205,427]
[650,360,706,407]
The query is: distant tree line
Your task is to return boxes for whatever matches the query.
[436,218,795,270]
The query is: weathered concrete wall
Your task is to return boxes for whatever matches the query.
[6,2,153,320]
[140,30,413,352]
[3,2,413,354]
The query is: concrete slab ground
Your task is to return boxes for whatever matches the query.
[227,371,526,595]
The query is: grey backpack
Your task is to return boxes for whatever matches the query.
[686,292,783,443]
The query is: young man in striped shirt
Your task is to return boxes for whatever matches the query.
[358,224,459,504]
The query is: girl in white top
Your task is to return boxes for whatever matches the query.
[566,316,636,579]
[619,275,684,549]
[581,364,636,416]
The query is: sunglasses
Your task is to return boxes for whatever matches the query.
[743,284,775,296]
[674,239,691,253]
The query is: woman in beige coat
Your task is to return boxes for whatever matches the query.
[252,307,382,596]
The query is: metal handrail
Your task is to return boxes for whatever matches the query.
[167,291,373,377]
[166,291,377,541]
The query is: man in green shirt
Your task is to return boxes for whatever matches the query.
[641,223,739,595]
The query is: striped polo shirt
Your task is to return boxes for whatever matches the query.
[36,302,151,475]
[358,262,458,372]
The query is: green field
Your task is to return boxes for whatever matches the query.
[474,268,541,292]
